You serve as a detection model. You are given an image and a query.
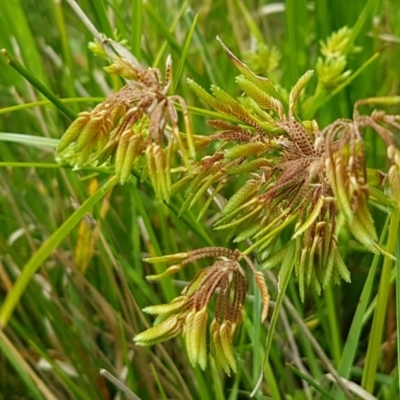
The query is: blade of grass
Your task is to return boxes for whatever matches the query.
[284,0,307,85]
[87,0,114,38]
[288,364,336,400]
[0,330,55,400]
[324,284,342,366]
[172,13,198,93]
[183,7,221,86]
[0,175,119,328]
[1,49,77,120]
[152,2,188,68]
[0,133,59,148]
[334,214,390,398]
[131,0,143,61]
[362,207,399,392]
[251,240,295,397]
[53,0,77,109]
[396,236,400,394]
[0,162,61,168]
[0,97,105,114]
[130,185,176,300]
[342,0,378,55]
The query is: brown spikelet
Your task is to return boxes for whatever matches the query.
[254,271,270,322]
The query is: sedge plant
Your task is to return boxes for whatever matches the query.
[1,1,400,399]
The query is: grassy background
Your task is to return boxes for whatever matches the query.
[0,0,399,399]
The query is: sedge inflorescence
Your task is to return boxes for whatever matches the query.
[56,54,194,201]
[57,32,400,373]
[134,247,269,374]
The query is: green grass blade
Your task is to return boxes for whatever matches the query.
[336,215,390,385]
[0,133,59,148]
[87,0,114,38]
[0,97,105,115]
[396,237,400,395]
[289,364,335,400]
[342,0,378,55]
[0,162,61,168]
[152,2,188,68]
[324,284,342,366]
[172,13,198,93]
[130,185,176,300]
[0,175,119,328]
[284,0,307,85]
[1,49,77,120]
[131,0,143,61]
[0,330,53,400]
[362,207,399,392]
[251,240,296,396]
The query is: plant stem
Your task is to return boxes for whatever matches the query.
[361,207,399,392]
[1,49,77,120]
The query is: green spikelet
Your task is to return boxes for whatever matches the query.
[222,179,261,216]
[114,128,131,179]
[211,85,257,123]
[185,308,208,370]
[225,142,270,159]
[262,244,288,269]
[119,134,143,183]
[57,112,91,153]
[187,78,222,110]
[153,145,170,202]
[220,321,237,374]
[235,75,283,115]
[292,197,324,238]
[227,158,271,174]
[133,315,181,346]
[216,36,286,104]
[289,70,314,112]
[189,172,224,209]
[333,250,351,283]
[74,114,103,152]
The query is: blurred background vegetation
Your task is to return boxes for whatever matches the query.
[0,0,400,399]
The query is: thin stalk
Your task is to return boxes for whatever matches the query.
[396,237,400,395]
[0,97,105,114]
[0,330,57,400]
[362,207,399,392]
[324,284,342,366]
[130,186,176,300]
[131,0,143,61]
[54,0,77,109]
[334,214,390,400]
[1,49,77,120]
[251,240,295,397]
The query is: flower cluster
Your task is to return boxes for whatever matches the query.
[57,55,194,201]
[58,30,400,375]
[174,38,400,300]
[134,247,269,375]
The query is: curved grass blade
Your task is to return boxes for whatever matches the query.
[0,133,59,148]
[0,98,105,115]
[0,176,119,328]
[288,364,335,400]
[0,330,57,400]
[131,0,143,61]
[1,49,77,120]
[361,208,399,392]
[173,13,198,92]
[251,240,296,396]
